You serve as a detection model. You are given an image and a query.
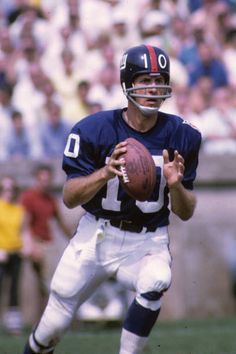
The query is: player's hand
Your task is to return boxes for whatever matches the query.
[103,141,127,180]
[163,149,185,189]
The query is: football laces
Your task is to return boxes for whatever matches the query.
[119,165,130,184]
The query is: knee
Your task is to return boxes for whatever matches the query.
[136,267,172,311]
[137,266,172,295]
[49,290,77,319]
[136,291,162,311]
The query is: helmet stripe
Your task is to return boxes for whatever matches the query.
[145,45,158,72]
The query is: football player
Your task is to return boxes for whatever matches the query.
[23,45,201,354]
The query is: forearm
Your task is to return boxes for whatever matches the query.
[63,167,109,208]
[63,141,127,209]
[169,183,196,221]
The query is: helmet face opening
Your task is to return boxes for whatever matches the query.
[120,45,172,115]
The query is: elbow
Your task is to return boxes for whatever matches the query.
[181,205,196,221]
[172,205,196,221]
[63,195,75,209]
[62,181,81,209]
[62,191,80,209]
[179,211,194,221]
[171,189,197,221]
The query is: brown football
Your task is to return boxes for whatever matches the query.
[119,137,156,201]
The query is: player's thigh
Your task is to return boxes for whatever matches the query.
[116,245,172,294]
[50,241,108,301]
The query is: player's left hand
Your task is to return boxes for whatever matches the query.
[163,149,185,189]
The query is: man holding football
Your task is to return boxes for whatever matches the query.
[23,44,201,354]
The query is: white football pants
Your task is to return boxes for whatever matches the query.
[34,212,172,347]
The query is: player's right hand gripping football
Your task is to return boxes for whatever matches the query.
[104,141,127,180]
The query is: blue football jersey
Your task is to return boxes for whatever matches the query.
[63,109,201,229]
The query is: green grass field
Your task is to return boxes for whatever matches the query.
[0,316,235,354]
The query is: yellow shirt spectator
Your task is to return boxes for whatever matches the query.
[0,199,24,252]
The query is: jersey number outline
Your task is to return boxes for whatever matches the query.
[64,133,80,158]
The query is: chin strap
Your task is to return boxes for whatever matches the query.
[123,81,171,117]
[127,94,160,117]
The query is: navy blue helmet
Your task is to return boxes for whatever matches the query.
[120,44,172,115]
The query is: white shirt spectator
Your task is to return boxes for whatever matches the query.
[12,72,45,129]
[199,87,236,154]
[88,64,126,110]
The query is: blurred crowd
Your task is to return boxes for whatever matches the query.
[0,0,236,161]
[1,0,236,330]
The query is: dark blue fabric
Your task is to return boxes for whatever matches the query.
[62,109,201,230]
[23,342,38,354]
[123,299,161,337]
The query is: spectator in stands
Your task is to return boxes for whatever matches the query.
[138,9,171,49]
[14,34,41,80]
[12,62,47,129]
[3,108,42,160]
[0,82,14,122]
[39,100,71,158]
[88,63,126,110]
[41,16,87,73]
[63,79,92,122]
[186,86,207,132]
[194,76,214,111]
[77,0,122,49]
[39,75,60,107]
[166,76,212,132]
[0,83,15,160]
[161,0,191,18]
[213,1,232,44]
[4,1,34,26]
[20,163,71,316]
[0,1,17,22]
[188,0,203,13]
[9,4,48,51]
[49,46,81,124]
[79,31,112,80]
[0,175,29,335]
[87,101,103,114]
[0,0,236,329]
[176,16,200,74]
[188,40,229,88]
[228,83,236,111]
[223,27,236,86]
[4,110,31,159]
[110,10,141,57]
[167,84,191,117]
[148,0,189,19]
[189,0,225,43]
[170,15,192,54]
[199,86,236,154]
[0,26,17,86]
